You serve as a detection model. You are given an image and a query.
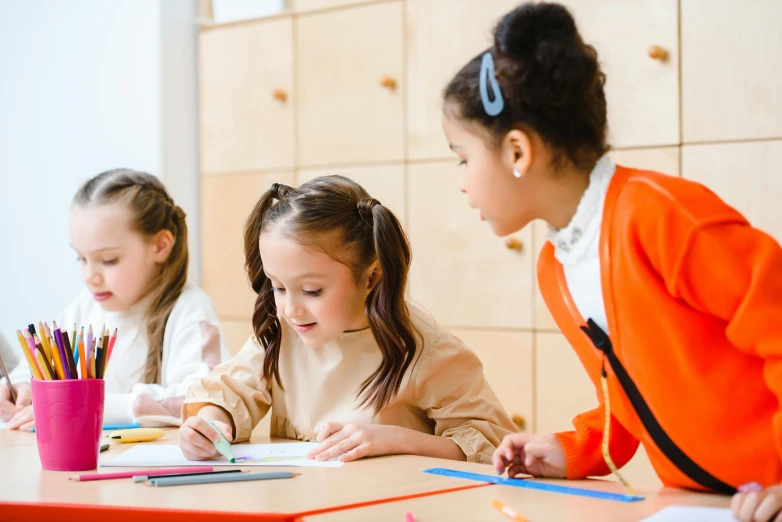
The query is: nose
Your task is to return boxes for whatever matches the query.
[284,295,305,319]
[83,262,103,288]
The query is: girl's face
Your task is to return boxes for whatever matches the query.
[442,111,539,237]
[259,228,373,348]
[70,203,169,312]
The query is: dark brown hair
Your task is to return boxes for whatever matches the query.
[444,2,608,169]
[73,169,188,384]
[243,175,421,412]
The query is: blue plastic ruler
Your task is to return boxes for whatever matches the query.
[424,468,645,503]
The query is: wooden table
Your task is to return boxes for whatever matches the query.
[0,429,733,522]
[0,429,492,521]
[302,475,732,522]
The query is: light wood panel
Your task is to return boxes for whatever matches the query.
[294,0,369,13]
[201,171,295,318]
[682,0,782,142]
[682,140,782,242]
[199,19,294,173]
[408,161,534,329]
[296,1,404,166]
[451,329,533,433]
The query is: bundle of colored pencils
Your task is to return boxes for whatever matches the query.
[15,322,117,380]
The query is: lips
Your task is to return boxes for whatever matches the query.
[93,292,113,302]
[293,322,316,334]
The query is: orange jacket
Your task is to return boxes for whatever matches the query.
[538,165,782,492]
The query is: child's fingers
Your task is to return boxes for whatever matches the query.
[6,406,33,430]
[179,431,217,459]
[190,416,220,443]
[736,491,762,522]
[317,434,360,461]
[308,430,350,459]
[338,442,371,462]
[19,419,35,431]
[492,450,510,474]
[755,492,782,522]
[731,492,746,521]
[316,422,344,442]
[180,423,219,455]
[14,384,32,408]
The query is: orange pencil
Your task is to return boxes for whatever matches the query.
[45,331,65,380]
[78,327,86,379]
[492,500,529,522]
[16,330,43,380]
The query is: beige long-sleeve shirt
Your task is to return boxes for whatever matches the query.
[183,305,517,463]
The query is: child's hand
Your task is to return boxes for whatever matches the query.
[731,484,782,522]
[179,416,233,461]
[6,404,34,431]
[307,422,402,463]
[0,383,31,422]
[492,433,567,479]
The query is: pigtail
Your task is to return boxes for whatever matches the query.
[356,201,421,413]
[243,183,292,389]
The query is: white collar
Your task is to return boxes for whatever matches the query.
[548,156,616,265]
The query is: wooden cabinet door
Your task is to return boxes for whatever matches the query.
[296,2,404,166]
[202,171,295,319]
[297,164,406,227]
[199,19,294,173]
[683,140,782,242]
[536,333,661,487]
[533,147,680,331]
[408,161,534,329]
[405,0,521,160]
[682,0,782,142]
[406,0,679,162]
[451,330,533,433]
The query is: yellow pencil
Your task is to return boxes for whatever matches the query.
[35,349,53,380]
[16,330,43,380]
[90,351,96,379]
[38,321,53,362]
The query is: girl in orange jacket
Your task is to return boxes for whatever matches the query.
[441,3,782,520]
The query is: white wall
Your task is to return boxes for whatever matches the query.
[0,0,198,364]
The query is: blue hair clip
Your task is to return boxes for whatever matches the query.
[479,52,504,117]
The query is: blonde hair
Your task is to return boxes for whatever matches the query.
[73,168,188,384]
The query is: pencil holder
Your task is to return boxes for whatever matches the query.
[31,378,105,471]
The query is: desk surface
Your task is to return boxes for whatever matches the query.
[0,429,733,522]
[302,477,732,522]
[0,429,490,518]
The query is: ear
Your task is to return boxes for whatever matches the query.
[363,260,382,292]
[150,229,175,264]
[503,129,533,177]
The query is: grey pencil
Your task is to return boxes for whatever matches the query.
[151,471,297,487]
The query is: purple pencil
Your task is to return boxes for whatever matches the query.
[52,322,72,379]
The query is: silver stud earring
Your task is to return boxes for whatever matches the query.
[513,168,522,178]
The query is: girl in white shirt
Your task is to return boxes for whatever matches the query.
[0,169,228,429]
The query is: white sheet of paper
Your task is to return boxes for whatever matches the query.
[641,506,737,522]
[104,443,344,468]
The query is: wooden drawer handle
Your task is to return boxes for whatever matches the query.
[505,237,523,252]
[273,89,288,102]
[512,414,526,431]
[380,76,397,90]
[647,44,668,62]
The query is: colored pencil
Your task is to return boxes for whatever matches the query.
[61,328,77,379]
[86,325,94,378]
[38,321,53,363]
[34,348,53,380]
[21,330,44,380]
[132,469,242,483]
[49,328,66,380]
[106,328,118,366]
[16,330,42,380]
[150,471,297,487]
[78,327,86,379]
[0,350,17,402]
[69,466,215,482]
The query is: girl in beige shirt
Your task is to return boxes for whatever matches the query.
[180,176,517,464]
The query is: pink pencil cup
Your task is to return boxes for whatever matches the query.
[31,378,105,471]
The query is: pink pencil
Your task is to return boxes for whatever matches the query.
[69,465,215,482]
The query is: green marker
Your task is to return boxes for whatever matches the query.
[203,418,236,463]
